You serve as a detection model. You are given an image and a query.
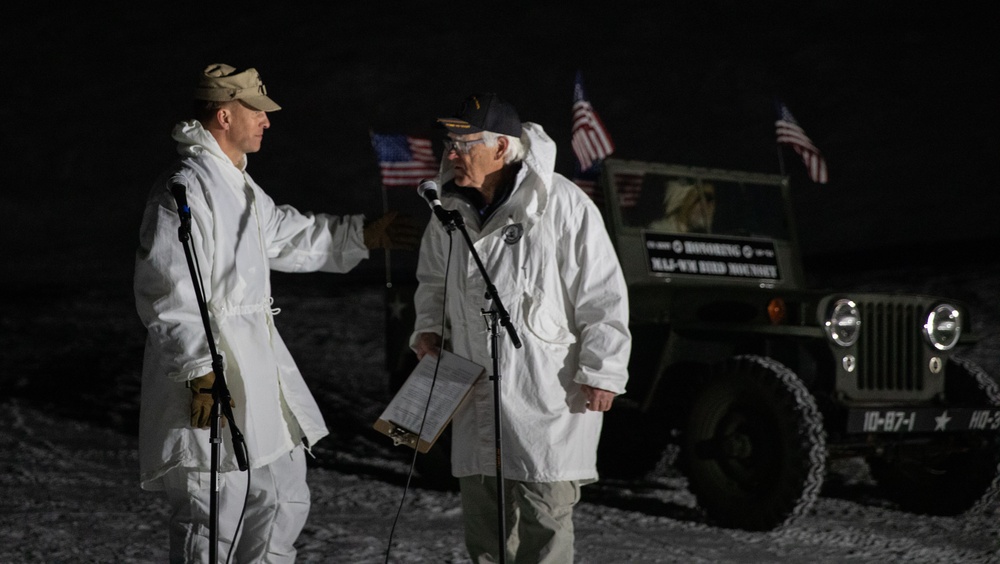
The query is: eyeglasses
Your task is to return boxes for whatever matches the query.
[442,137,486,155]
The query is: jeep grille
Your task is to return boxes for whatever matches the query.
[856,301,923,392]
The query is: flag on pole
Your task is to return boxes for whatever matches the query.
[571,71,615,172]
[775,102,828,184]
[369,132,438,290]
[370,132,439,187]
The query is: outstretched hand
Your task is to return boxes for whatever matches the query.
[363,211,422,250]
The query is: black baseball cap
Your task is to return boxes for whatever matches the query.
[437,93,521,137]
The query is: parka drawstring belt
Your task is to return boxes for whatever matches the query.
[211,296,281,318]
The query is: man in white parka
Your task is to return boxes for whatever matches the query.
[134,64,417,563]
[411,93,631,563]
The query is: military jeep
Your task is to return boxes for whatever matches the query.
[593,157,1000,530]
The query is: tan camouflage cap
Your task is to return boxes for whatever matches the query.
[193,63,281,112]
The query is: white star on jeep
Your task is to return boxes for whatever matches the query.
[934,410,952,431]
[388,292,407,320]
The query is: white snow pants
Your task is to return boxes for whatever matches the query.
[162,446,310,563]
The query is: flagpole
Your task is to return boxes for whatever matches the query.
[371,128,393,289]
[381,178,392,289]
[772,100,787,178]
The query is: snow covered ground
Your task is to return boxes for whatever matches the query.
[2,259,998,563]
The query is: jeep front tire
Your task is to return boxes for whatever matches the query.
[681,355,827,530]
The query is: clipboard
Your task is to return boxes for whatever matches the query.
[374,350,485,453]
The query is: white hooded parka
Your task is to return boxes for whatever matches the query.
[410,123,631,483]
[134,120,368,489]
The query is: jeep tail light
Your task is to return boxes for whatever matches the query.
[923,303,962,350]
[825,299,860,347]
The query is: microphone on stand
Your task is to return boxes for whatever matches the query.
[171,183,192,241]
[417,180,457,227]
[170,182,248,473]
[171,183,190,217]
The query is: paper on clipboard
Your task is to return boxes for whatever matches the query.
[373,349,485,453]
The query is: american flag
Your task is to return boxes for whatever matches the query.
[369,132,439,187]
[571,71,615,172]
[775,102,828,184]
[614,173,645,208]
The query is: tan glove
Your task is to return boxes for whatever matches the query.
[188,371,235,429]
[363,211,421,250]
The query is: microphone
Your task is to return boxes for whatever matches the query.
[171,183,192,241]
[170,183,190,217]
[417,180,456,227]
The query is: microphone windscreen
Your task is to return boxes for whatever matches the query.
[417,179,438,199]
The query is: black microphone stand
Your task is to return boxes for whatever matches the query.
[437,209,521,564]
[171,185,249,564]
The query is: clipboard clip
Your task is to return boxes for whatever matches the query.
[387,422,418,448]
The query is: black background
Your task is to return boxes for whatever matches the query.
[4,2,999,292]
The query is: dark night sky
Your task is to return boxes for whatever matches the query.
[3,2,999,289]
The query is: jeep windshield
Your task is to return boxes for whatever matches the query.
[599,159,805,289]
[617,172,790,239]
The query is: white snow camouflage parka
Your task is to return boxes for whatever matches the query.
[410,122,631,483]
[134,120,368,489]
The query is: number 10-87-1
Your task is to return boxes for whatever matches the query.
[863,411,916,432]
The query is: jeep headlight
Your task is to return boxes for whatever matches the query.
[924,303,961,350]
[825,299,861,347]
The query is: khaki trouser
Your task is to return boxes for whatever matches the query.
[460,475,581,564]
[162,446,309,564]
